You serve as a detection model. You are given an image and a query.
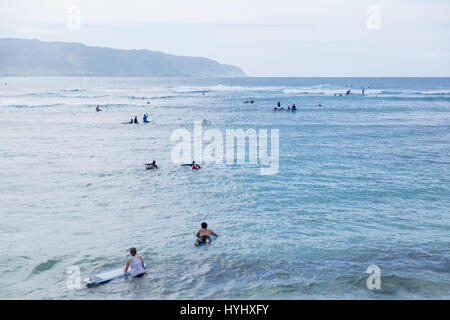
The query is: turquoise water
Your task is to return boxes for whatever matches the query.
[0,77,449,299]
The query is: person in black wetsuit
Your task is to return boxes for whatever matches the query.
[195,222,218,247]
[145,160,158,170]
[292,104,297,111]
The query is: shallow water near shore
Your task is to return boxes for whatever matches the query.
[0,77,449,299]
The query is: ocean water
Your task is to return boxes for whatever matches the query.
[0,77,449,299]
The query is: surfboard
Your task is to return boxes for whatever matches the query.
[83,267,130,287]
[196,234,216,247]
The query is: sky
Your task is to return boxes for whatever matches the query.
[0,0,449,77]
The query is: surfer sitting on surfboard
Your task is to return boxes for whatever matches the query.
[195,222,218,247]
[124,247,147,278]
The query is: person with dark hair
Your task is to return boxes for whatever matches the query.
[195,222,218,247]
[133,116,139,124]
[191,161,201,170]
[145,160,158,170]
[124,247,147,278]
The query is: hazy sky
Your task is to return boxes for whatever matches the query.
[1,0,449,76]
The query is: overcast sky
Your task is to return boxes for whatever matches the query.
[1,0,449,76]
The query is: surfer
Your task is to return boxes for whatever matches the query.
[134,116,139,124]
[202,119,209,126]
[124,247,147,278]
[145,160,158,170]
[292,104,297,111]
[95,105,102,112]
[195,222,218,247]
[346,90,351,96]
[277,101,281,108]
[191,161,201,170]
[143,113,149,123]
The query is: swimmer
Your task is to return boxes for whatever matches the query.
[124,247,147,278]
[191,161,201,170]
[195,222,218,247]
[145,160,158,170]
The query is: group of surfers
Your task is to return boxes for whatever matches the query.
[122,114,151,124]
[274,101,297,111]
[125,222,218,278]
[145,160,201,171]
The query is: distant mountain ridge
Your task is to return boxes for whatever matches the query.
[0,38,246,77]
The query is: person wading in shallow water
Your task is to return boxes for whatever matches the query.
[124,247,147,278]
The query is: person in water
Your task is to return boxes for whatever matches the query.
[191,161,201,170]
[134,116,139,124]
[143,113,149,122]
[292,104,297,111]
[346,90,351,96]
[277,101,281,108]
[95,105,102,112]
[124,247,147,278]
[195,222,218,247]
[145,160,158,170]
